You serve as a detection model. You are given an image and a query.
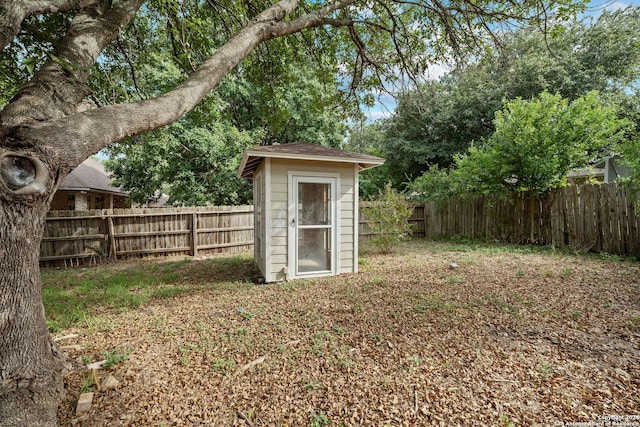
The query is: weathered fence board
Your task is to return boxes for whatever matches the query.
[40,206,255,267]
[40,184,640,267]
[423,183,640,256]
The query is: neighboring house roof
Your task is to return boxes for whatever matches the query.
[593,154,622,169]
[238,142,385,178]
[568,155,633,184]
[133,191,170,208]
[61,158,127,195]
[567,166,604,180]
[149,192,170,207]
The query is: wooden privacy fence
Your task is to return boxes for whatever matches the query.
[41,206,254,267]
[42,204,429,267]
[424,183,640,255]
[40,183,639,267]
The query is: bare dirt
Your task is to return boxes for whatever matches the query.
[55,241,640,426]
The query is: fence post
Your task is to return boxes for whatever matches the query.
[191,212,198,257]
[423,202,428,238]
[107,216,117,259]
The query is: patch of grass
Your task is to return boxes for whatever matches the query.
[310,330,334,357]
[241,311,257,321]
[279,281,298,291]
[161,272,182,282]
[599,252,625,262]
[163,258,191,271]
[537,306,562,319]
[370,276,386,286]
[369,333,382,342]
[481,294,519,316]
[45,302,86,333]
[458,255,478,265]
[210,357,236,375]
[302,378,322,390]
[560,268,574,279]
[331,325,349,335]
[82,316,116,333]
[151,286,189,299]
[214,253,253,268]
[413,303,428,314]
[414,293,457,313]
[626,315,640,330]
[310,411,329,427]
[102,348,132,368]
[536,360,554,380]
[351,303,363,314]
[79,371,97,393]
[307,330,354,369]
[445,274,465,284]
[329,345,355,369]
[426,237,556,256]
[403,356,423,369]
[224,327,250,343]
[501,414,515,427]
[178,341,203,366]
[41,256,254,332]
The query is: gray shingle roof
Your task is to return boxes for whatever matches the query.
[61,158,127,195]
[238,142,384,178]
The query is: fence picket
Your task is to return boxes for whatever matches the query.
[419,183,638,256]
[40,184,640,267]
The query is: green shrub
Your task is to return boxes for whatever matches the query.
[364,183,413,254]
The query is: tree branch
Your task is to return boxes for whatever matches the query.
[268,0,359,37]
[0,0,100,50]
[15,0,304,168]
[0,0,145,128]
[116,35,145,99]
[4,0,564,175]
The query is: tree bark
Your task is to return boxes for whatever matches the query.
[0,0,101,50]
[0,0,562,424]
[0,199,67,427]
[0,2,329,423]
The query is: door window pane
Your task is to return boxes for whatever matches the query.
[298,182,330,225]
[297,228,331,273]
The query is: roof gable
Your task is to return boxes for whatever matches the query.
[238,142,384,178]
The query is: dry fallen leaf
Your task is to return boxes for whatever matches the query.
[56,242,640,426]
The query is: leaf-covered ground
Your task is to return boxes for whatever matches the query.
[52,241,640,426]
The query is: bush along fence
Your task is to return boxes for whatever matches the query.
[40,183,639,267]
[423,183,640,255]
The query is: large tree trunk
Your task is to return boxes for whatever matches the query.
[0,200,67,426]
[0,2,322,423]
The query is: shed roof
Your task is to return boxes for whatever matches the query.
[61,157,127,195]
[238,142,384,178]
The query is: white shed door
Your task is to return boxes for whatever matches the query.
[289,175,338,278]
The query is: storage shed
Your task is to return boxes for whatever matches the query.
[238,142,384,283]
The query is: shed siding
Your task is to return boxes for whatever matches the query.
[269,159,356,279]
[253,167,264,277]
[269,163,289,281]
[338,182,357,273]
